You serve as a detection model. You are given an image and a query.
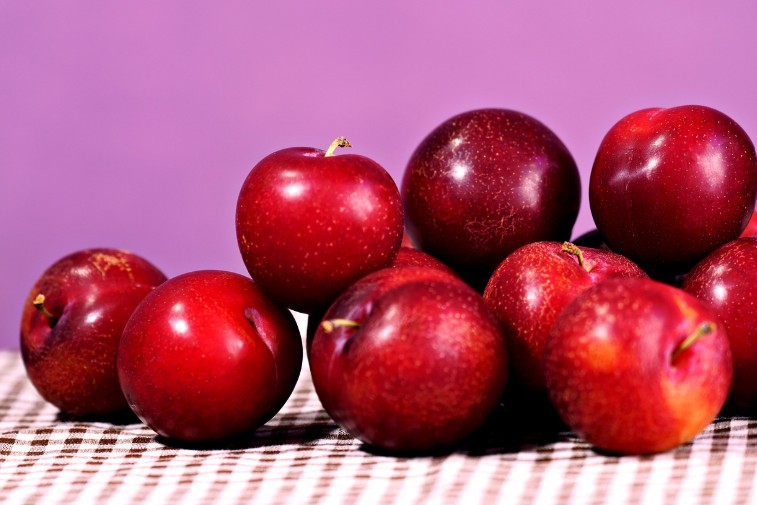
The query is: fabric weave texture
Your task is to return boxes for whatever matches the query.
[1,351,755,504]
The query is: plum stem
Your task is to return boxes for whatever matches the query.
[321,318,361,333]
[325,137,352,157]
[561,242,587,271]
[671,322,715,362]
[32,294,56,320]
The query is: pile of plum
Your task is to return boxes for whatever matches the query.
[21,105,757,455]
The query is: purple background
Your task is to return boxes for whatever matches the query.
[1,2,756,349]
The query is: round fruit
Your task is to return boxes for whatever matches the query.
[683,237,757,409]
[483,241,646,393]
[118,270,302,443]
[402,108,581,287]
[236,138,403,314]
[20,249,166,416]
[590,105,757,272]
[310,267,507,452]
[545,278,731,454]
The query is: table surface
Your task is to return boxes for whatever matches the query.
[1,350,756,505]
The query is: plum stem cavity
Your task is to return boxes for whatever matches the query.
[32,294,58,326]
[672,321,715,363]
[561,241,587,271]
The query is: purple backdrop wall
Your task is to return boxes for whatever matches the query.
[1,2,756,348]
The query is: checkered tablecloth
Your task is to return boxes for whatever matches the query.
[1,350,757,505]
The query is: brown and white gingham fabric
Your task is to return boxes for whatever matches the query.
[2,349,757,504]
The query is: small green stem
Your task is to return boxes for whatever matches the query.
[325,137,352,157]
[672,322,715,362]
